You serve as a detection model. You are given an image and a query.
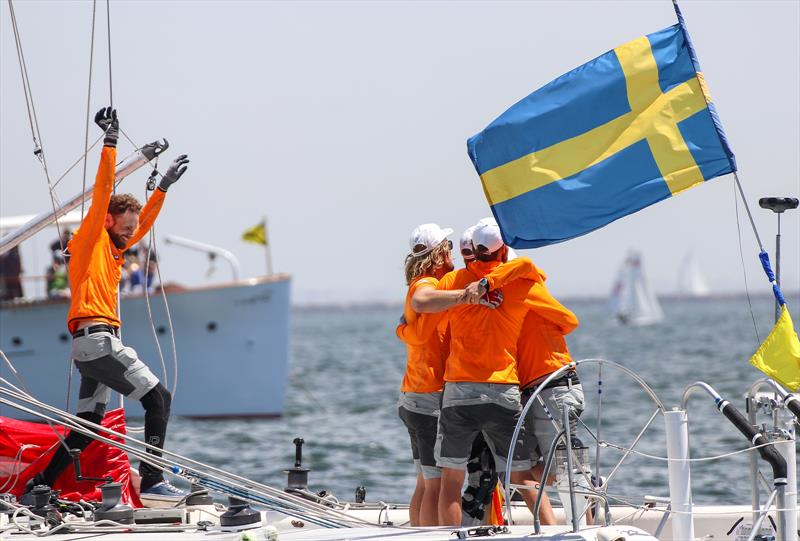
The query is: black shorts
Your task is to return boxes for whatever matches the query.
[398,406,442,479]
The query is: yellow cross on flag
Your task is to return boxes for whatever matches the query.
[749,305,800,391]
[242,220,268,246]
[467,19,736,248]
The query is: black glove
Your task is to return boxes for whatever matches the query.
[158,154,190,192]
[94,107,119,148]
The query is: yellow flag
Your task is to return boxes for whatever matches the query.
[749,305,800,391]
[242,221,267,246]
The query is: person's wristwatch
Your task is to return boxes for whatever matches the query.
[478,277,489,293]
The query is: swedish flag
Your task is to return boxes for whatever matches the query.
[468,16,736,248]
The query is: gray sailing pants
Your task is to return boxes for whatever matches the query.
[72,331,160,416]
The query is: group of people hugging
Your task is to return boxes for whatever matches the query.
[396,219,584,527]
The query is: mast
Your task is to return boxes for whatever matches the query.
[0,140,167,256]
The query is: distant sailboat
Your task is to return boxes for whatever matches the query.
[609,251,664,326]
[677,251,710,297]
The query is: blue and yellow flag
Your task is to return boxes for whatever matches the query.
[467,15,736,248]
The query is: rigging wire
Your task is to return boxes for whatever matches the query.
[6,0,67,259]
[144,227,177,396]
[66,0,99,416]
[733,179,761,344]
[6,0,37,150]
[80,0,97,221]
[733,172,765,253]
[51,134,104,190]
[120,128,179,399]
[105,0,113,108]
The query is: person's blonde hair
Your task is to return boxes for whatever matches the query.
[404,240,451,285]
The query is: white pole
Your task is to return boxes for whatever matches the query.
[664,408,694,541]
[163,235,241,281]
[264,216,273,276]
[774,412,797,541]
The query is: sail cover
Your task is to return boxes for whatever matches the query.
[0,409,142,506]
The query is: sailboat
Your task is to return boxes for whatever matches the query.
[608,251,664,326]
[1,1,797,540]
[677,251,710,298]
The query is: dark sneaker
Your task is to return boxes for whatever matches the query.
[139,480,186,508]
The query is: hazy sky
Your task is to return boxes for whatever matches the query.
[1,0,798,304]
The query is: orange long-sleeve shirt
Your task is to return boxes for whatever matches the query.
[487,263,579,388]
[437,260,535,384]
[396,276,447,393]
[66,146,166,332]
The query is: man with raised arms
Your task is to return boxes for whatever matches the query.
[25,107,190,506]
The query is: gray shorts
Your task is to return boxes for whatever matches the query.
[522,383,585,463]
[71,331,160,416]
[398,392,442,479]
[434,382,531,473]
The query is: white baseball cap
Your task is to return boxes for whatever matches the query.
[460,225,478,261]
[472,220,505,254]
[409,223,454,257]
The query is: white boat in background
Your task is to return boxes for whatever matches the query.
[608,251,664,326]
[677,251,710,298]
[0,213,291,419]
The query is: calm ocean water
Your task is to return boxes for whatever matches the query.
[167,295,799,506]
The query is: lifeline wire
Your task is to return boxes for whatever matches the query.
[598,437,783,463]
[0,391,349,529]
[0,351,73,464]
[7,379,796,533]
[0,384,370,528]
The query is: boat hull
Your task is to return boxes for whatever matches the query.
[0,275,291,418]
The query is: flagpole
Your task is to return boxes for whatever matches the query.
[264,215,273,276]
